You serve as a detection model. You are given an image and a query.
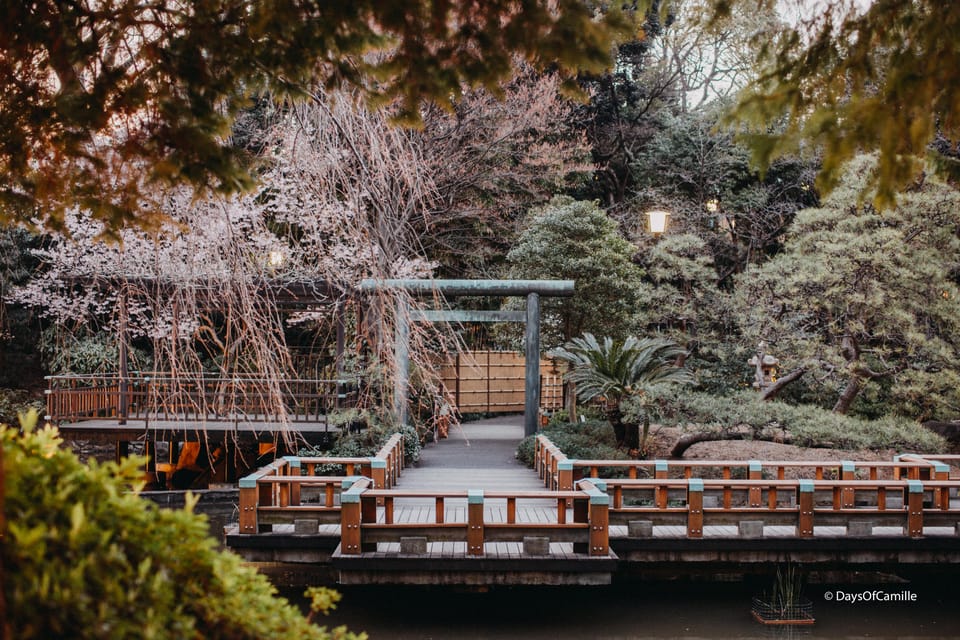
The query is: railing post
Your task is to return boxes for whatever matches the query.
[341,494,362,555]
[655,460,668,509]
[284,456,301,506]
[589,490,610,556]
[907,480,924,538]
[371,457,387,489]
[934,463,950,510]
[238,475,259,534]
[841,460,855,508]
[797,479,814,537]
[535,437,543,479]
[747,460,762,507]
[467,489,484,556]
[557,459,574,491]
[687,478,704,538]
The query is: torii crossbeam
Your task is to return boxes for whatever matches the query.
[359,279,575,437]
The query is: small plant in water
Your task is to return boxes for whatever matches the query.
[752,564,815,625]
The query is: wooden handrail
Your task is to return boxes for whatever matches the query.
[45,373,358,424]
[337,483,610,558]
[600,477,959,539]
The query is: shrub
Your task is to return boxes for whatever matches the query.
[301,411,421,468]
[516,419,631,467]
[647,389,946,453]
[0,388,43,426]
[2,411,363,640]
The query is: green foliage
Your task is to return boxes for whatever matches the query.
[2,410,362,640]
[736,155,960,418]
[505,197,646,348]
[0,388,43,426]
[549,332,695,449]
[652,389,946,453]
[516,420,631,468]
[550,333,696,405]
[300,412,421,468]
[0,1,635,234]
[723,0,960,207]
[39,328,154,376]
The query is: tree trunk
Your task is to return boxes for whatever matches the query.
[638,413,652,457]
[623,420,640,451]
[670,429,793,458]
[760,367,806,401]
[607,405,625,447]
[564,381,577,422]
[832,375,863,414]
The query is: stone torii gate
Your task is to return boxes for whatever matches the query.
[358,279,575,437]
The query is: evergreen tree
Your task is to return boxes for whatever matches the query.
[505,197,646,349]
[736,155,960,420]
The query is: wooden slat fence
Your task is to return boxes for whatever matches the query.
[439,350,564,414]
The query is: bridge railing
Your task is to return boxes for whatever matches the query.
[339,478,610,556]
[534,435,959,539]
[237,433,405,534]
[598,477,959,538]
[46,373,358,425]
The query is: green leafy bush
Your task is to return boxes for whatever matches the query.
[2,411,362,640]
[301,410,421,468]
[0,388,43,425]
[516,419,631,468]
[646,389,946,453]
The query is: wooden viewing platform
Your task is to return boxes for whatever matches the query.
[226,417,960,586]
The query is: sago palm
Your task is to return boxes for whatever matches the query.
[549,333,695,452]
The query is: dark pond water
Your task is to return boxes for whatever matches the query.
[291,579,960,640]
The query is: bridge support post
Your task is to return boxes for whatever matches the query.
[907,480,924,538]
[589,492,610,555]
[841,461,856,508]
[934,462,950,510]
[798,479,814,537]
[655,460,668,509]
[557,460,574,491]
[467,490,484,556]
[687,478,703,538]
[341,498,361,555]
[283,456,301,506]
[371,458,387,489]
[238,476,258,534]
[748,460,762,507]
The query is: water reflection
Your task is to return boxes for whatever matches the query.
[290,580,959,640]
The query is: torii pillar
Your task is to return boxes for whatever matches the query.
[359,279,575,437]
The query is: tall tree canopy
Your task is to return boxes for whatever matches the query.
[736,155,960,420]
[722,0,960,207]
[505,196,645,349]
[0,0,633,235]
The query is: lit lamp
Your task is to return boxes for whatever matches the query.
[705,199,720,213]
[646,210,670,236]
[267,250,286,269]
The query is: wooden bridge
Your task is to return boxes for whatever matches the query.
[225,417,960,586]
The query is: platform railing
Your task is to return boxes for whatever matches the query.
[598,477,960,538]
[46,373,358,426]
[236,433,405,534]
[534,435,960,539]
[338,478,610,556]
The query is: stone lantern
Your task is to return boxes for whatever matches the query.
[748,344,779,390]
